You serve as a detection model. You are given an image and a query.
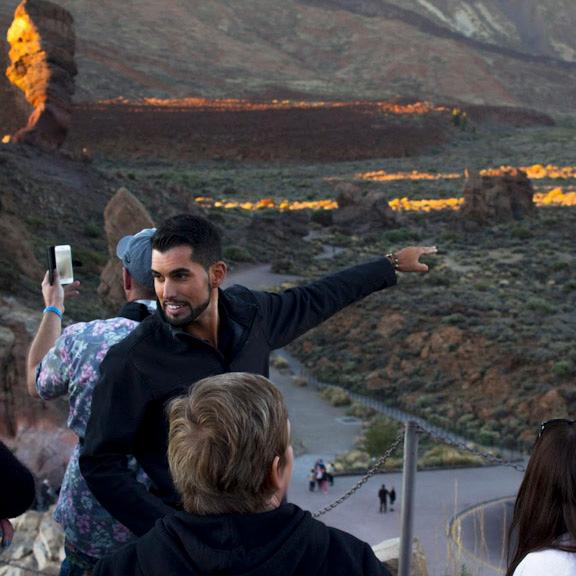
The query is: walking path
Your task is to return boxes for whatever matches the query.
[227,263,524,576]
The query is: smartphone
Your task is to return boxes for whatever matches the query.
[48,245,74,285]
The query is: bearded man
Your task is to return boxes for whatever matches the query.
[80,213,436,536]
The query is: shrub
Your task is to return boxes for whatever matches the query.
[346,402,376,420]
[384,228,421,244]
[526,297,555,314]
[553,360,575,379]
[83,221,101,239]
[320,386,352,407]
[420,446,483,468]
[292,376,308,387]
[332,450,371,473]
[362,417,400,457]
[223,245,254,263]
[271,356,289,370]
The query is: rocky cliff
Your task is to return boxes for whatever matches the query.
[383,0,576,62]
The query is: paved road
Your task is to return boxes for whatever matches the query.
[228,263,524,576]
[271,357,522,576]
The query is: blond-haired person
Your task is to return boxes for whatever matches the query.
[94,373,391,576]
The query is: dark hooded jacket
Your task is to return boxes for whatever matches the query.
[93,504,391,576]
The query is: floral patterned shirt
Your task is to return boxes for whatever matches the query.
[37,317,149,558]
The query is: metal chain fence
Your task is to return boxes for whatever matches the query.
[313,431,405,518]
[312,422,525,518]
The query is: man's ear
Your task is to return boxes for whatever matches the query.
[269,456,283,492]
[122,268,132,292]
[209,261,227,289]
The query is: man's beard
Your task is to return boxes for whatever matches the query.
[163,289,211,328]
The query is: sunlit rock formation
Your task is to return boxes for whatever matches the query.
[460,168,535,224]
[5,0,76,150]
[98,188,155,312]
[332,182,398,233]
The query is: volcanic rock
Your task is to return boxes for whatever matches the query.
[98,188,155,312]
[3,505,64,575]
[6,0,76,151]
[459,168,535,224]
[332,182,398,233]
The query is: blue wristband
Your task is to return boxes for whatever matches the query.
[43,305,63,319]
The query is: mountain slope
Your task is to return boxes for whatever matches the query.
[1,0,575,111]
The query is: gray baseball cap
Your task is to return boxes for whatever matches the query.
[116,228,156,290]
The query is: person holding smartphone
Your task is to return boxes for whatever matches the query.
[26,229,157,576]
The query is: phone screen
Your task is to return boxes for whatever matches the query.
[48,245,74,285]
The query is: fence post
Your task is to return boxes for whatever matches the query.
[399,420,419,576]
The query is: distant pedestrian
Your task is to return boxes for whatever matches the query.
[389,487,396,511]
[308,469,316,492]
[315,459,328,494]
[378,484,389,513]
[326,461,335,486]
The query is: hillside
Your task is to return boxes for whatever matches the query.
[1,0,576,111]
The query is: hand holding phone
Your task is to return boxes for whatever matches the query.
[48,245,74,285]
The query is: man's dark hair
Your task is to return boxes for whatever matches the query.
[152,214,222,268]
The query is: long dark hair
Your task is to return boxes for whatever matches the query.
[506,420,576,575]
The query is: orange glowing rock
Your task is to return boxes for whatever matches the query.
[6,0,76,150]
[358,170,461,182]
[534,187,576,206]
[357,164,576,183]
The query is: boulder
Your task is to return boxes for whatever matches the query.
[1,506,64,576]
[5,0,77,151]
[459,168,535,224]
[98,188,155,311]
[332,182,398,233]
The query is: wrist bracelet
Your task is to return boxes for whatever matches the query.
[43,305,63,319]
[386,253,400,271]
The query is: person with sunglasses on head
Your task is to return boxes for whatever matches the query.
[506,418,576,576]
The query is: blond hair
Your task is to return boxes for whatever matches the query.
[168,372,290,514]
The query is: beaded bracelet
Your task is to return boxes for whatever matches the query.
[385,253,400,271]
[43,305,63,319]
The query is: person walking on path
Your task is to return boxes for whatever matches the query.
[326,462,335,486]
[389,487,396,512]
[26,228,157,575]
[93,372,393,576]
[378,485,389,513]
[308,469,316,492]
[80,213,437,537]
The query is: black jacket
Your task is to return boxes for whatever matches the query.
[93,504,392,576]
[0,441,36,518]
[80,259,396,536]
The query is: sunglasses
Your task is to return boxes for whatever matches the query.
[538,418,576,439]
